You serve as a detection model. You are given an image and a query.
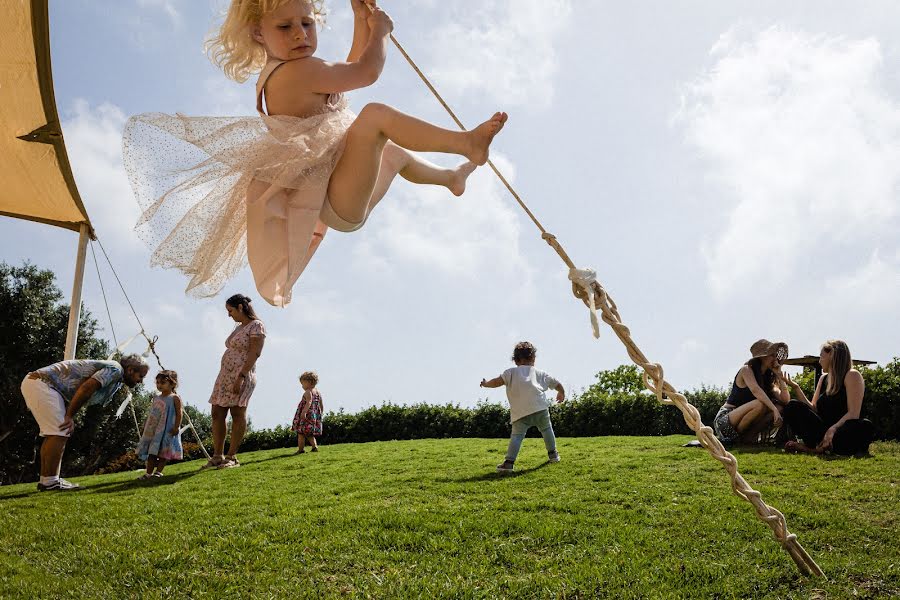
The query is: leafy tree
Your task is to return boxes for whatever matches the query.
[591,364,648,395]
[0,262,124,483]
[183,404,212,442]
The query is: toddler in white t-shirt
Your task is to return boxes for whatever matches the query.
[480,341,565,473]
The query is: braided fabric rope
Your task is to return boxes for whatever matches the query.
[553,235,823,577]
[370,3,824,577]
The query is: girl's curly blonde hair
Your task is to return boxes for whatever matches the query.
[205,0,326,83]
[299,370,319,386]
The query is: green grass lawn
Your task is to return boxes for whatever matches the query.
[1,436,898,599]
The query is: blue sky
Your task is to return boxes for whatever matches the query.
[3,1,899,428]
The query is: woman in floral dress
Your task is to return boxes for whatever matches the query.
[205,293,265,469]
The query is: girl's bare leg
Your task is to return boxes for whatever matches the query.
[308,436,318,450]
[327,103,507,224]
[361,143,478,217]
[154,458,168,474]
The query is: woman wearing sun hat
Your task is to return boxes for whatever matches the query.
[713,339,791,447]
[781,339,875,455]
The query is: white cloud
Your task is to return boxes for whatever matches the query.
[201,306,233,340]
[425,0,573,109]
[678,26,900,299]
[353,154,533,288]
[285,288,358,326]
[202,76,257,117]
[62,100,142,250]
[679,338,709,356]
[824,250,900,311]
[136,0,184,28]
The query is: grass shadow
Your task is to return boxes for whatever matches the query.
[86,469,206,494]
[681,440,784,455]
[726,444,785,455]
[0,488,84,501]
[439,460,553,483]
[241,451,299,465]
[0,468,206,500]
[820,451,875,461]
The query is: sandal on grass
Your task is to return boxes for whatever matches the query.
[201,457,225,470]
[784,441,803,453]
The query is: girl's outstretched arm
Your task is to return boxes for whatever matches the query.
[347,0,373,62]
[286,4,391,93]
[480,376,505,388]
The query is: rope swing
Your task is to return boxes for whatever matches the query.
[374,6,823,577]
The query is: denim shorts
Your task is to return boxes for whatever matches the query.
[714,405,739,444]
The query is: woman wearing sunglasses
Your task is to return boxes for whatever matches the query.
[713,339,791,447]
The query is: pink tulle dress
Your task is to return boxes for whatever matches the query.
[123,60,357,306]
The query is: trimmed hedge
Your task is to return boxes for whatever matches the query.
[105,361,900,464]
[233,361,900,452]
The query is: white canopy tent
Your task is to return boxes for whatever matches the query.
[1,0,94,360]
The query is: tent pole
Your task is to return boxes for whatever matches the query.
[63,223,90,360]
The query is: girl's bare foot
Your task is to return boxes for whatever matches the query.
[447,161,477,196]
[465,112,508,166]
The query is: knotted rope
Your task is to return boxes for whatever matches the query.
[372,3,823,577]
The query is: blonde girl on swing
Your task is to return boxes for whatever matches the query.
[125,0,507,307]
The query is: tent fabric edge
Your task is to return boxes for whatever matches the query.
[29,0,93,229]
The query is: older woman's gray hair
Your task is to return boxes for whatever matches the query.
[118,354,149,371]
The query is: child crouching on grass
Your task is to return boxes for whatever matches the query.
[136,370,183,479]
[480,342,565,473]
[291,371,323,454]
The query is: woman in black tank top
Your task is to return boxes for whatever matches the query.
[782,340,874,455]
[713,339,791,445]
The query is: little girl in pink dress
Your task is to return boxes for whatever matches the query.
[123,0,507,307]
[291,371,323,453]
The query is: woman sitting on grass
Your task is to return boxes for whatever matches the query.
[713,339,791,447]
[782,340,875,455]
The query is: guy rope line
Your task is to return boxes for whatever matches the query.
[371,4,823,577]
[91,237,211,461]
[90,240,119,347]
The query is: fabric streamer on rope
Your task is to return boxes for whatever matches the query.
[109,330,158,440]
[91,239,212,461]
[371,4,823,577]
